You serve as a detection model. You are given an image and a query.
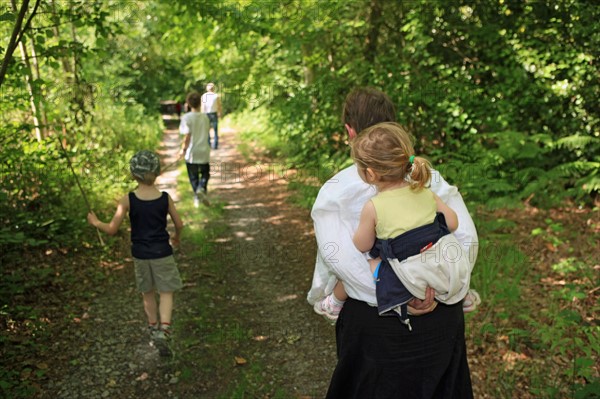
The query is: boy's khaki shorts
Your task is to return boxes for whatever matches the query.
[133,255,183,293]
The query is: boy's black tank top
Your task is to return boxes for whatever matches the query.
[128,192,173,259]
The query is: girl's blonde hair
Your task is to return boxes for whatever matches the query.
[350,122,431,190]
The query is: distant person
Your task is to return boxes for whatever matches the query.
[181,91,211,207]
[87,150,183,357]
[201,82,222,149]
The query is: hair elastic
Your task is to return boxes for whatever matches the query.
[409,155,415,164]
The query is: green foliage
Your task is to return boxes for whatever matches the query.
[438,131,600,207]
[0,103,162,251]
[0,0,164,251]
[179,0,599,207]
[0,134,83,251]
[1,1,599,396]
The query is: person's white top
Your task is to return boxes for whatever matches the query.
[389,233,472,305]
[179,112,210,164]
[201,92,220,114]
[307,164,479,306]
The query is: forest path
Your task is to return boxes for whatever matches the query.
[171,116,337,397]
[46,114,336,398]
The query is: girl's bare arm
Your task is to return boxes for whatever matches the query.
[352,200,377,253]
[433,193,458,232]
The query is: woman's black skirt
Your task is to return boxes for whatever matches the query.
[326,298,473,399]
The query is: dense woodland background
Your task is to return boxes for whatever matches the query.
[1,1,598,398]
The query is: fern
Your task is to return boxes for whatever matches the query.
[551,161,600,178]
[512,166,547,188]
[554,135,600,151]
[484,180,518,194]
[578,176,600,194]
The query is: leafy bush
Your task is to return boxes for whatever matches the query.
[0,134,84,250]
[0,100,162,252]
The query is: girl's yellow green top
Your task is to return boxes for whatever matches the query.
[371,186,437,239]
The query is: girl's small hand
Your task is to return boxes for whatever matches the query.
[171,236,180,248]
[87,211,99,227]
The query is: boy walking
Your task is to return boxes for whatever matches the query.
[88,150,184,356]
[181,91,211,207]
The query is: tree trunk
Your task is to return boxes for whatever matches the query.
[301,43,315,86]
[301,42,318,111]
[49,0,89,122]
[364,0,382,65]
[17,37,42,141]
[0,0,31,89]
[28,37,48,137]
[49,0,74,78]
[9,0,45,140]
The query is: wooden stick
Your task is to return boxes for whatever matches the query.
[162,154,183,172]
[57,126,104,246]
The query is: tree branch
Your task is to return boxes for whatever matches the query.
[14,0,42,47]
[0,0,41,89]
[0,0,31,89]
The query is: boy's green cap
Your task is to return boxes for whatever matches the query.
[130,150,160,180]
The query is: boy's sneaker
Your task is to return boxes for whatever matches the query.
[193,196,200,208]
[463,289,481,313]
[152,330,173,357]
[195,187,211,206]
[148,324,160,339]
[313,295,343,324]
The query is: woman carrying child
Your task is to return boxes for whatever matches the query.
[315,122,476,398]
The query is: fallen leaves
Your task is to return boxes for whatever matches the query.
[501,351,530,371]
[234,356,247,366]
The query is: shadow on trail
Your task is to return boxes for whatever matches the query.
[172,125,337,398]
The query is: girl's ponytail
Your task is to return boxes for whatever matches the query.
[406,155,432,190]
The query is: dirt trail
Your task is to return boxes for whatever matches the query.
[174,121,337,397]
[44,116,336,398]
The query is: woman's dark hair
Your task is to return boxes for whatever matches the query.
[342,87,396,134]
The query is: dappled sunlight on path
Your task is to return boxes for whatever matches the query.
[155,116,182,202]
[173,123,336,397]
